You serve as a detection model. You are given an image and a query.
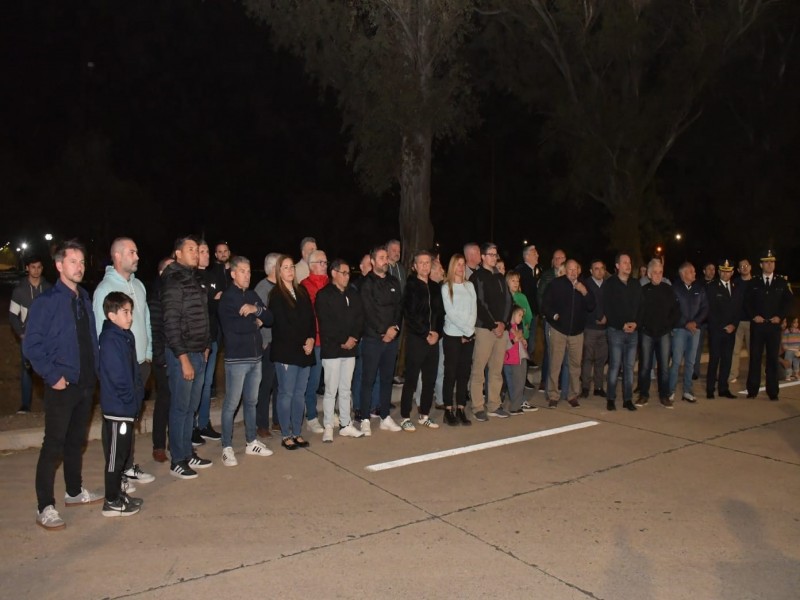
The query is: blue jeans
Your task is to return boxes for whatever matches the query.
[167,349,206,463]
[304,346,322,421]
[275,363,310,438]
[606,327,638,402]
[360,336,399,419]
[639,333,671,399]
[20,344,33,410]
[197,340,218,430]
[221,360,262,447]
[351,343,380,416]
[669,328,701,396]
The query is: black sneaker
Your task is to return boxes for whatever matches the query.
[170,461,199,480]
[456,408,472,425]
[509,408,524,415]
[120,491,144,508]
[443,409,458,426]
[102,497,140,517]
[473,410,488,422]
[524,380,536,390]
[191,428,206,447]
[200,425,221,441]
[188,453,213,469]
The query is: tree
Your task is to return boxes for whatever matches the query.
[483,0,783,264]
[244,0,477,260]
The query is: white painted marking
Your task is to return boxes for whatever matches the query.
[365,421,600,472]
[738,380,800,395]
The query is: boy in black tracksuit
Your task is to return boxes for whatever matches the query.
[99,292,145,517]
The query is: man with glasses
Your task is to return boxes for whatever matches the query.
[300,250,330,434]
[92,237,155,485]
[469,243,512,421]
[316,259,365,441]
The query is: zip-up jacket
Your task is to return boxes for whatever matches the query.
[316,283,364,359]
[219,285,272,362]
[301,272,329,346]
[161,262,211,356]
[147,276,167,367]
[360,272,403,339]
[403,276,444,339]
[638,282,680,338]
[9,277,51,338]
[92,265,152,362]
[673,282,708,328]
[541,276,596,336]
[603,276,641,330]
[99,320,144,419]
[23,279,100,387]
[269,286,317,367]
[470,266,511,330]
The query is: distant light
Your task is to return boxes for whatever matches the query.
[45,233,53,241]
[16,247,21,252]
[656,246,663,254]
[675,233,682,241]
[21,242,28,250]
[523,240,528,245]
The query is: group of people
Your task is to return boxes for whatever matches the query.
[10,235,794,531]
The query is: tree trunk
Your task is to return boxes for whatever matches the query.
[607,195,644,269]
[398,126,434,264]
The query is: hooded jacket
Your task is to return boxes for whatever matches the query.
[92,265,152,362]
[99,320,144,419]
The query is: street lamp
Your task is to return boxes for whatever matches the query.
[44,233,53,241]
[675,233,682,241]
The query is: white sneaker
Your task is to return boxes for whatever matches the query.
[222,446,238,466]
[64,488,103,506]
[360,419,372,437]
[400,418,416,432]
[306,417,324,434]
[380,416,402,432]
[121,475,136,494]
[37,505,65,530]
[322,425,334,443]
[417,416,439,429]
[123,464,155,484]
[339,423,365,438]
[245,439,273,457]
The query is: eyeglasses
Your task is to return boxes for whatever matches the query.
[311,260,329,266]
[332,269,350,276]
[484,252,498,257]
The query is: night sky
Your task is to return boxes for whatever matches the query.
[3,1,799,280]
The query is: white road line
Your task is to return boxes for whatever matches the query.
[365,421,600,472]
[738,380,800,394]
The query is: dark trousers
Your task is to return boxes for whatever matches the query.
[400,334,439,418]
[102,417,133,502]
[747,322,782,398]
[36,384,94,512]
[639,333,671,399]
[707,329,735,394]
[151,362,171,450]
[256,343,278,429]
[442,334,474,408]
[360,336,399,419]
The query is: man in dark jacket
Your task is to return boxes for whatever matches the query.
[541,259,595,408]
[359,246,404,433]
[637,259,679,408]
[705,259,743,399]
[469,243,512,421]
[603,253,641,411]
[669,262,708,403]
[581,259,607,398]
[25,240,103,530]
[316,259,365,441]
[148,257,174,462]
[514,244,541,376]
[162,235,213,479]
[399,250,445,431]
[218,256,274,466]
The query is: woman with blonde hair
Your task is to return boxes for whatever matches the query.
[440,253,477,426]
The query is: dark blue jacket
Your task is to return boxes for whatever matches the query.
[23,280,99,387]
[219,285,272,362]
[673,282,708,328]
[99,320,144,418]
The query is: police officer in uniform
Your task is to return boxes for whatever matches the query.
[745,250,794,400]
[706,259,742,399]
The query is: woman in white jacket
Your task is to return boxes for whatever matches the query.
[441,254,477,426]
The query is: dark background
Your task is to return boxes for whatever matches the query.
[2,0,799,282]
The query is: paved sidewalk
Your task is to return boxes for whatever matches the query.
[3,375,800,599]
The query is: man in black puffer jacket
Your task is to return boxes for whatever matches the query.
[161,236,213,479]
